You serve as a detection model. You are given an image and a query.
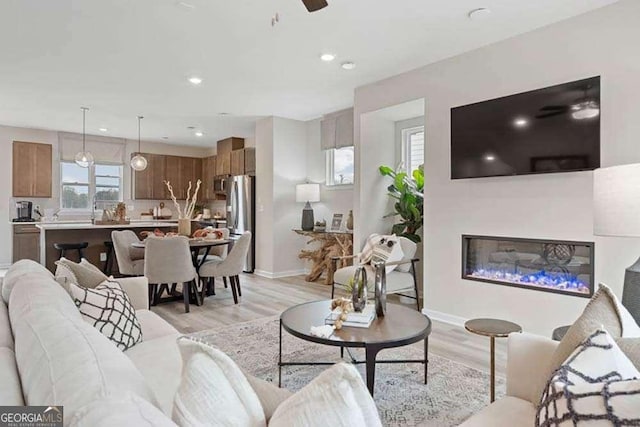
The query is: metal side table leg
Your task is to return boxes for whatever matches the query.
[365,345,380,396]
[490,336,496,403]
[278,319,283,388]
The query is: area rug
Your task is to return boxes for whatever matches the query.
[191,315,504,426]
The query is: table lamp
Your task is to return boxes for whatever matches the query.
[296,183,320,231]
[594,163,640,322]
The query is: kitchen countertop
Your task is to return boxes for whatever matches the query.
[36,221,179,231]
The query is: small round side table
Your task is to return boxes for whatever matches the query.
[464,318,522,403]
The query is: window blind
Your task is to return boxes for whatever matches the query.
[59,132,126,164]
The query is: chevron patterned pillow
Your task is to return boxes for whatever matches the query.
[69,280,143,351]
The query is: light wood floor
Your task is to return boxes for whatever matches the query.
[153,273,507,377]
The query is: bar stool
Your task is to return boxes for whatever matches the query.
[103,241,115,275]
[53,242,89,262]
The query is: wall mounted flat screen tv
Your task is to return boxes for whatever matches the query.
[451,76,600,179]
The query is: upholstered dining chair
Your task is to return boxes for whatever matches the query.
[198,228,231,262]
[144,236,198,313]
[111,230,145,276]
[198,231,252,304]
[330,235,421,311]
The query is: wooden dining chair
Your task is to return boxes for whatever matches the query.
[198,231,252,304]
[144,236,198,313]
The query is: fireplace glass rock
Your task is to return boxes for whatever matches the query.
[462,235,594,298]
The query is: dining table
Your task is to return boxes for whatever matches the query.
[131,238,232,306]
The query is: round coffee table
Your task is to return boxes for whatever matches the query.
[464,318,522,403]
[279,300,432,395]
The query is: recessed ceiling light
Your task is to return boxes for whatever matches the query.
[320,53,336,62]
[162,136,169,140]
[484,154,496,162]
[188,76,203,85]
[195,131,204,137]
[99,127,108,132]
[187,126,195,130]
[341,61,356,70]
[513,117,529,128]
[468,8,491,21]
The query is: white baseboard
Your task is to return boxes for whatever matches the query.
[254,269,307,279]
[422,308,468,328]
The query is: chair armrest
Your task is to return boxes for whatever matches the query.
[506,333,558,403]
[330,253,361,262]
[115,276,149,310]
[372,258,420,268]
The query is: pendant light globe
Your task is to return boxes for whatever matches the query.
[131,115,148,171]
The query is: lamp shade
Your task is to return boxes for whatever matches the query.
[594,164,640,237]
[296,183,320,203]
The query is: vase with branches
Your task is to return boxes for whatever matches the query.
[378,164,424,243]
[164,179,202,236]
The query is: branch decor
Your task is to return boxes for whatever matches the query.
[164,179,202,219]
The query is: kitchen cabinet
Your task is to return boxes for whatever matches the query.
[201,156,216,201]
[217,137,245,154]
[12,224,40,263]
[13,141,52,198]
[133,153,166,200]
[229,148,256,176]
[215,152,231,176]
[164,155,182,199]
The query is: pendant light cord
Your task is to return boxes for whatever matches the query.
[138,115,143,153]
[81,107,89,151]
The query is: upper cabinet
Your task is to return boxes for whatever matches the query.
[132,153,203,200]
[215,137,244,177]
[13,141,53,198]
[230,148,255,176]
[201,156,216,201]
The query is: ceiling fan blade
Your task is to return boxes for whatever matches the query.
[536,111,566,119]
[540,105,569,111]
[302,0,328,12]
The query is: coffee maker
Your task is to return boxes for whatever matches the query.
[14,201,33,222]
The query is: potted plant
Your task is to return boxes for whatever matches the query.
[378,164,424,243]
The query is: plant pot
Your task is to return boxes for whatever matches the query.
[178,218,191,237]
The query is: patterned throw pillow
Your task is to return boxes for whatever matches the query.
[370,235,404,274]
[537,328,640,426]
[69,280,143,351]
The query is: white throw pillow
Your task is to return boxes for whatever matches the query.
[537,328,640,425]
[56,257,108,289]
[370,235,404,274]
[172,337,267,427]
[70,392,176,427]
[269,363,382,427]
[69,280,143,351]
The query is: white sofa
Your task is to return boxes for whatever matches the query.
[0,260,292,425]
[460,333,558,426]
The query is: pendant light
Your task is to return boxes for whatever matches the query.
[74,107,94,168]
[130,115,148,171]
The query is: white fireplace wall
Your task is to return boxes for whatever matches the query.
[353,0,640,336]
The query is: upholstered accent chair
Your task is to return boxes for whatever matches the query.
[111,230,145,276]
[199,231,252,304]
[144,236,198,313]
[331,235,421,311]
[198,228,231,263]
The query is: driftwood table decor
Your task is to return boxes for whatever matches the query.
[294,229,353,285]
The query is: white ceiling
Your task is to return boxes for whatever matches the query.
[0,0,619,147]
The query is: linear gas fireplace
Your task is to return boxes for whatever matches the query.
[462,235,594,298]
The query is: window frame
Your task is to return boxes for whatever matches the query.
[401,125,425,175]
[325,146,355,188]
[60,161,124,212]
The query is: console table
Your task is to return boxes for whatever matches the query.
[293,229,353,285]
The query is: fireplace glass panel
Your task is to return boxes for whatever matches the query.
[462,235,594,298]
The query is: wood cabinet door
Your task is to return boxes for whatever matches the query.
[13,141,52,197]
[150,154,167,200]
[230,150,245,175]
[12,226,40,262]
[182,157,202,198]
[201,156,216,200]
[244,147,256,176]
[216,153,231,176]
[164,155,183,199]
[133,153,153,199]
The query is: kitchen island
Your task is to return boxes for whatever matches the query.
[36,221,178,272]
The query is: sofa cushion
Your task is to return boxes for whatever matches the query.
[269,363,381,427]
[136,309,179,341]
[1,259,54,304]
[69,392,176,427]
[535,283,640,403]
[0,348,24,405]
[69,280,143,351]
[172,337,266,427]
[458,396,535,427]
[9,272,81,321]
[244,374,293,422]
[537,328,640,426]
[126,334,182,416]
[334,265,416,293]
[11,306,158,420]
[56,257,109,289]
[0,299,13,350]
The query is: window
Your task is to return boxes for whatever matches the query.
[326,146,354,186]
[61,162,123,210]
[402,126,424,175]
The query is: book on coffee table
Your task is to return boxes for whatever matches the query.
[325,304,375,328]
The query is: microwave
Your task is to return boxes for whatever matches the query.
[213,178,227,193]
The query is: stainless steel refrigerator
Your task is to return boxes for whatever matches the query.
[226,175,256,273]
